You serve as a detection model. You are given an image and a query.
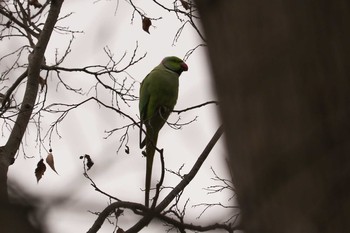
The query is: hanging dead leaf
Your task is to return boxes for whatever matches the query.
[46,151,58,174]
[142,17,152,34]
[125,145,130,154]
[80,154,94,170]
[180,0,190,10]
[28,0,43,8]
[86,154,94,170]
[35,159,46,183]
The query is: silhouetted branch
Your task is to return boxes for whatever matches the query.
[173,100,219,114]
[87,125,233,233]
[0,70,27,116]
[125,125,224,233]
[82,155,121,202]
[1,0,64,203]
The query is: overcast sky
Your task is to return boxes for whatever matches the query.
[5,1,234,232]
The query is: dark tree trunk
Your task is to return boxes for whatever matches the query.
[196,1,350,232]
[0,1,64,232]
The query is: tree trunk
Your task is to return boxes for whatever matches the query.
[0,1,64,232]
[196,1,350,232]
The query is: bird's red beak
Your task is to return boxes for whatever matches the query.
[181,62,188,71]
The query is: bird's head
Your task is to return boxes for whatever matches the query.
[161,56,188,75]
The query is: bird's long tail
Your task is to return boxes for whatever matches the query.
[145,132,158,208]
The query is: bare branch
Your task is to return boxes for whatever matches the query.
[173,100,219,114]
[87,126,233,233]
[0,6,40,38]
[82,155,121,202]
[4,0,64,159]
[0,70,27,116]
[1,0,65,202]
[125,125,224,233]
[87,201,146,233]
[150,148,165,209]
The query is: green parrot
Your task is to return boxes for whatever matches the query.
[139,56,188,208]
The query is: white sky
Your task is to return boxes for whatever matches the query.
[4,0,235,232]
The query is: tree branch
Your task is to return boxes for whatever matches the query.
[173,100,219,114]
[125,125,224,233]
[86,201,146,233]
[0,0,65,201]
[0,70,27,116]
[87,125,225,233]
[0,7,40,38]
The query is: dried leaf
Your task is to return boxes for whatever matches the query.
[35,159,46,183]
[180,0,190,10]
[142,17,152,34]
[81,154,94,170]
[86,155,94,170]
[125,145,130,154]
[28,0,43,8]
[46,152,58,174]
